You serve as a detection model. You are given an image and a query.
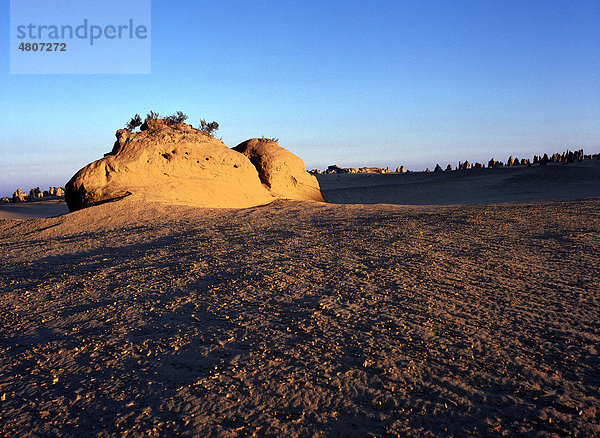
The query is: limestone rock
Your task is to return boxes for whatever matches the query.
[47,186,64,196]
[458,161,471,170]
[326,165,346,174]
[233,138,325,202]
[29,187,43,200]
[66,121,276,211]
[12,189,29,203]
[65,121,326,212]
[0,197,10,203]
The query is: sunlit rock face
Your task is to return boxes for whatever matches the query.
[65,120,325,211]
[233,138,326,202]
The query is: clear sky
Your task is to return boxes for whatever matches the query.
[1,0,599,196]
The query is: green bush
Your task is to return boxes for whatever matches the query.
[126,114,142,131]
[199,119,219,136]
[165,111,189,125]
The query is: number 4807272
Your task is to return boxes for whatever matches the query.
[18,42,67,51]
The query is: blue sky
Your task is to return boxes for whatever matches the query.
[1,0,599,196]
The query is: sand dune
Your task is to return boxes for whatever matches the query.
[1,193,599,436]
[318,160,600,205]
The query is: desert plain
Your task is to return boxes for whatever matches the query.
[1,161,599,436]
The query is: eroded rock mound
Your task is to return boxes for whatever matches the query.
[233,138,326,202]
[65,120,325,211]
[66,121,276,211]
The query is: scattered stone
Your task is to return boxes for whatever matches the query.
[458,161,471,170]
[29,187,43,200]
[358,167,391,174]
[326,165,346,174]
[12,188,29,203]
[311,148,594,174]
[325,165,393,174]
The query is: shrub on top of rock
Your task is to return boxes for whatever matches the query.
[126,114,142,132]
[65,115,325,211]
[165,111,188,125]
[199,119,219,136]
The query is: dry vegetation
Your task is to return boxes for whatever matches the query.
[0,197,599,436]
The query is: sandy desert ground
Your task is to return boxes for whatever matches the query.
[1,165,599,436]
[0,198,69,220]
[317,160,600,205]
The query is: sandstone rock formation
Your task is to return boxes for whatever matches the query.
[4,187,64,204]
[310,147,595,175]
[325,165,346,174]
[233,138,325,202]
[65,119,325,211]
[458,161,471,170]
[29,187,43,200]
[12,189,29,203]
[324,165,392,175]
[44,187,65,197]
